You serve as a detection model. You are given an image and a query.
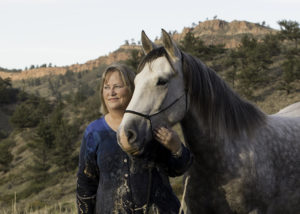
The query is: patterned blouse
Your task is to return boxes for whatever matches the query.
[76,117,192,214]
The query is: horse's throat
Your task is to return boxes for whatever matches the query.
[180,110,227,171]
[181,111,211,155]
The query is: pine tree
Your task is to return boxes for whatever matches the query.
[27,119,55,182]
[0,139,14,172]
[50,106,78,172]
[234,35,273,99]
[180,31,199,56]
[0,77,18,104]
[10,96,52,128]
[280,53,300,94]
[278,20,300,50]
[224,50,240,88]
[180,31,225,61]
[125,49,143,71]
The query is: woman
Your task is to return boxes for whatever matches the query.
[76,63,192,214]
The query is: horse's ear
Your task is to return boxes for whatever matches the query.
[161,29,181,60]
[141,30,157,55]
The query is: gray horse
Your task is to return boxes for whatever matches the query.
[117,29,300,214]
[275,101,300,117]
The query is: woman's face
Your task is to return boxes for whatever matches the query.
[103,71,131,113]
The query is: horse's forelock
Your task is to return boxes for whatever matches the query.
[137,47,175,74]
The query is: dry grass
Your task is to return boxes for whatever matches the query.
[0,176,184,214]
[0,192,77,214]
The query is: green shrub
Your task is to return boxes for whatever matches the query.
[0,77,19,104]
[10,96,52,128]
[0,139,14,172]
[0,130,8,139]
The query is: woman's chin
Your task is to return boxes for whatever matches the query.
[107,105,127,112]
[107,103,121,110]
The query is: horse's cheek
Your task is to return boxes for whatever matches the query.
[169,106,186,124]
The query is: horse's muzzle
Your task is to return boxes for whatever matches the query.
[117,126,141,155]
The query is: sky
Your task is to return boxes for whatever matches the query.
[0,0,299,70]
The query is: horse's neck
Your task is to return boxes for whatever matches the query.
[180,109,218,157]
[180,109,230,181]
[180,108,244,183]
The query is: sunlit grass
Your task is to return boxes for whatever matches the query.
[1,174,185,214]
[1,192,77,214]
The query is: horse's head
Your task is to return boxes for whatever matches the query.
[117,29,188,155]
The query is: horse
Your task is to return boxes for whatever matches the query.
[117,29,300,214]
[275,101,300,117]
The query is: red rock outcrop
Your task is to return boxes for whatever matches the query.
[0,20,276,81]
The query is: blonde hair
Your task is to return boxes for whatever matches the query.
[100,63,136,115]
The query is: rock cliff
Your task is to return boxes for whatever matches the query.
[0,20,276,81]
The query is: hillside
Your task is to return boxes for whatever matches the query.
[0,45,140,81]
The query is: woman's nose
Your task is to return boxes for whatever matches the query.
[110,88,117,95]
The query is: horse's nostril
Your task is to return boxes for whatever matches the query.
[127,130,133,139]
[126,129,136,143]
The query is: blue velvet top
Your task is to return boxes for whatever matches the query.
[76,117,192,214]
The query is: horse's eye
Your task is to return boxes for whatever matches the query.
[157,78,168,86]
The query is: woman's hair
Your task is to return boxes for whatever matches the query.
[100,63,136,115]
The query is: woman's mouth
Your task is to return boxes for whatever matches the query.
[108,98,119,102]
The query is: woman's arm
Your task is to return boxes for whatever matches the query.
[154,127,193,177]
[76,132,99,214]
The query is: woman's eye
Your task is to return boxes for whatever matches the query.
[156,78,168,86]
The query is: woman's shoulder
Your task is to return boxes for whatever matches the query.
[84,117,106,137]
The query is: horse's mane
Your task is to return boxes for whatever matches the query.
[138,47,266,139]
[182,51,266,139]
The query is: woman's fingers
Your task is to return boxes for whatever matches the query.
[154,128,166,142]
[154,135,166,143]
[154,127,174,144]
[154,126,182,154]
[155,127,170,136]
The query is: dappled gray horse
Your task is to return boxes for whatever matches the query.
[117,29,300,214]
[275,101,300,117]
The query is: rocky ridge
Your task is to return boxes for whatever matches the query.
[0,19,276,81]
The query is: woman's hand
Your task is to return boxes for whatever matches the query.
[154,126,182,156]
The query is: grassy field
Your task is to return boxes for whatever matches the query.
[1,194,76,214]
